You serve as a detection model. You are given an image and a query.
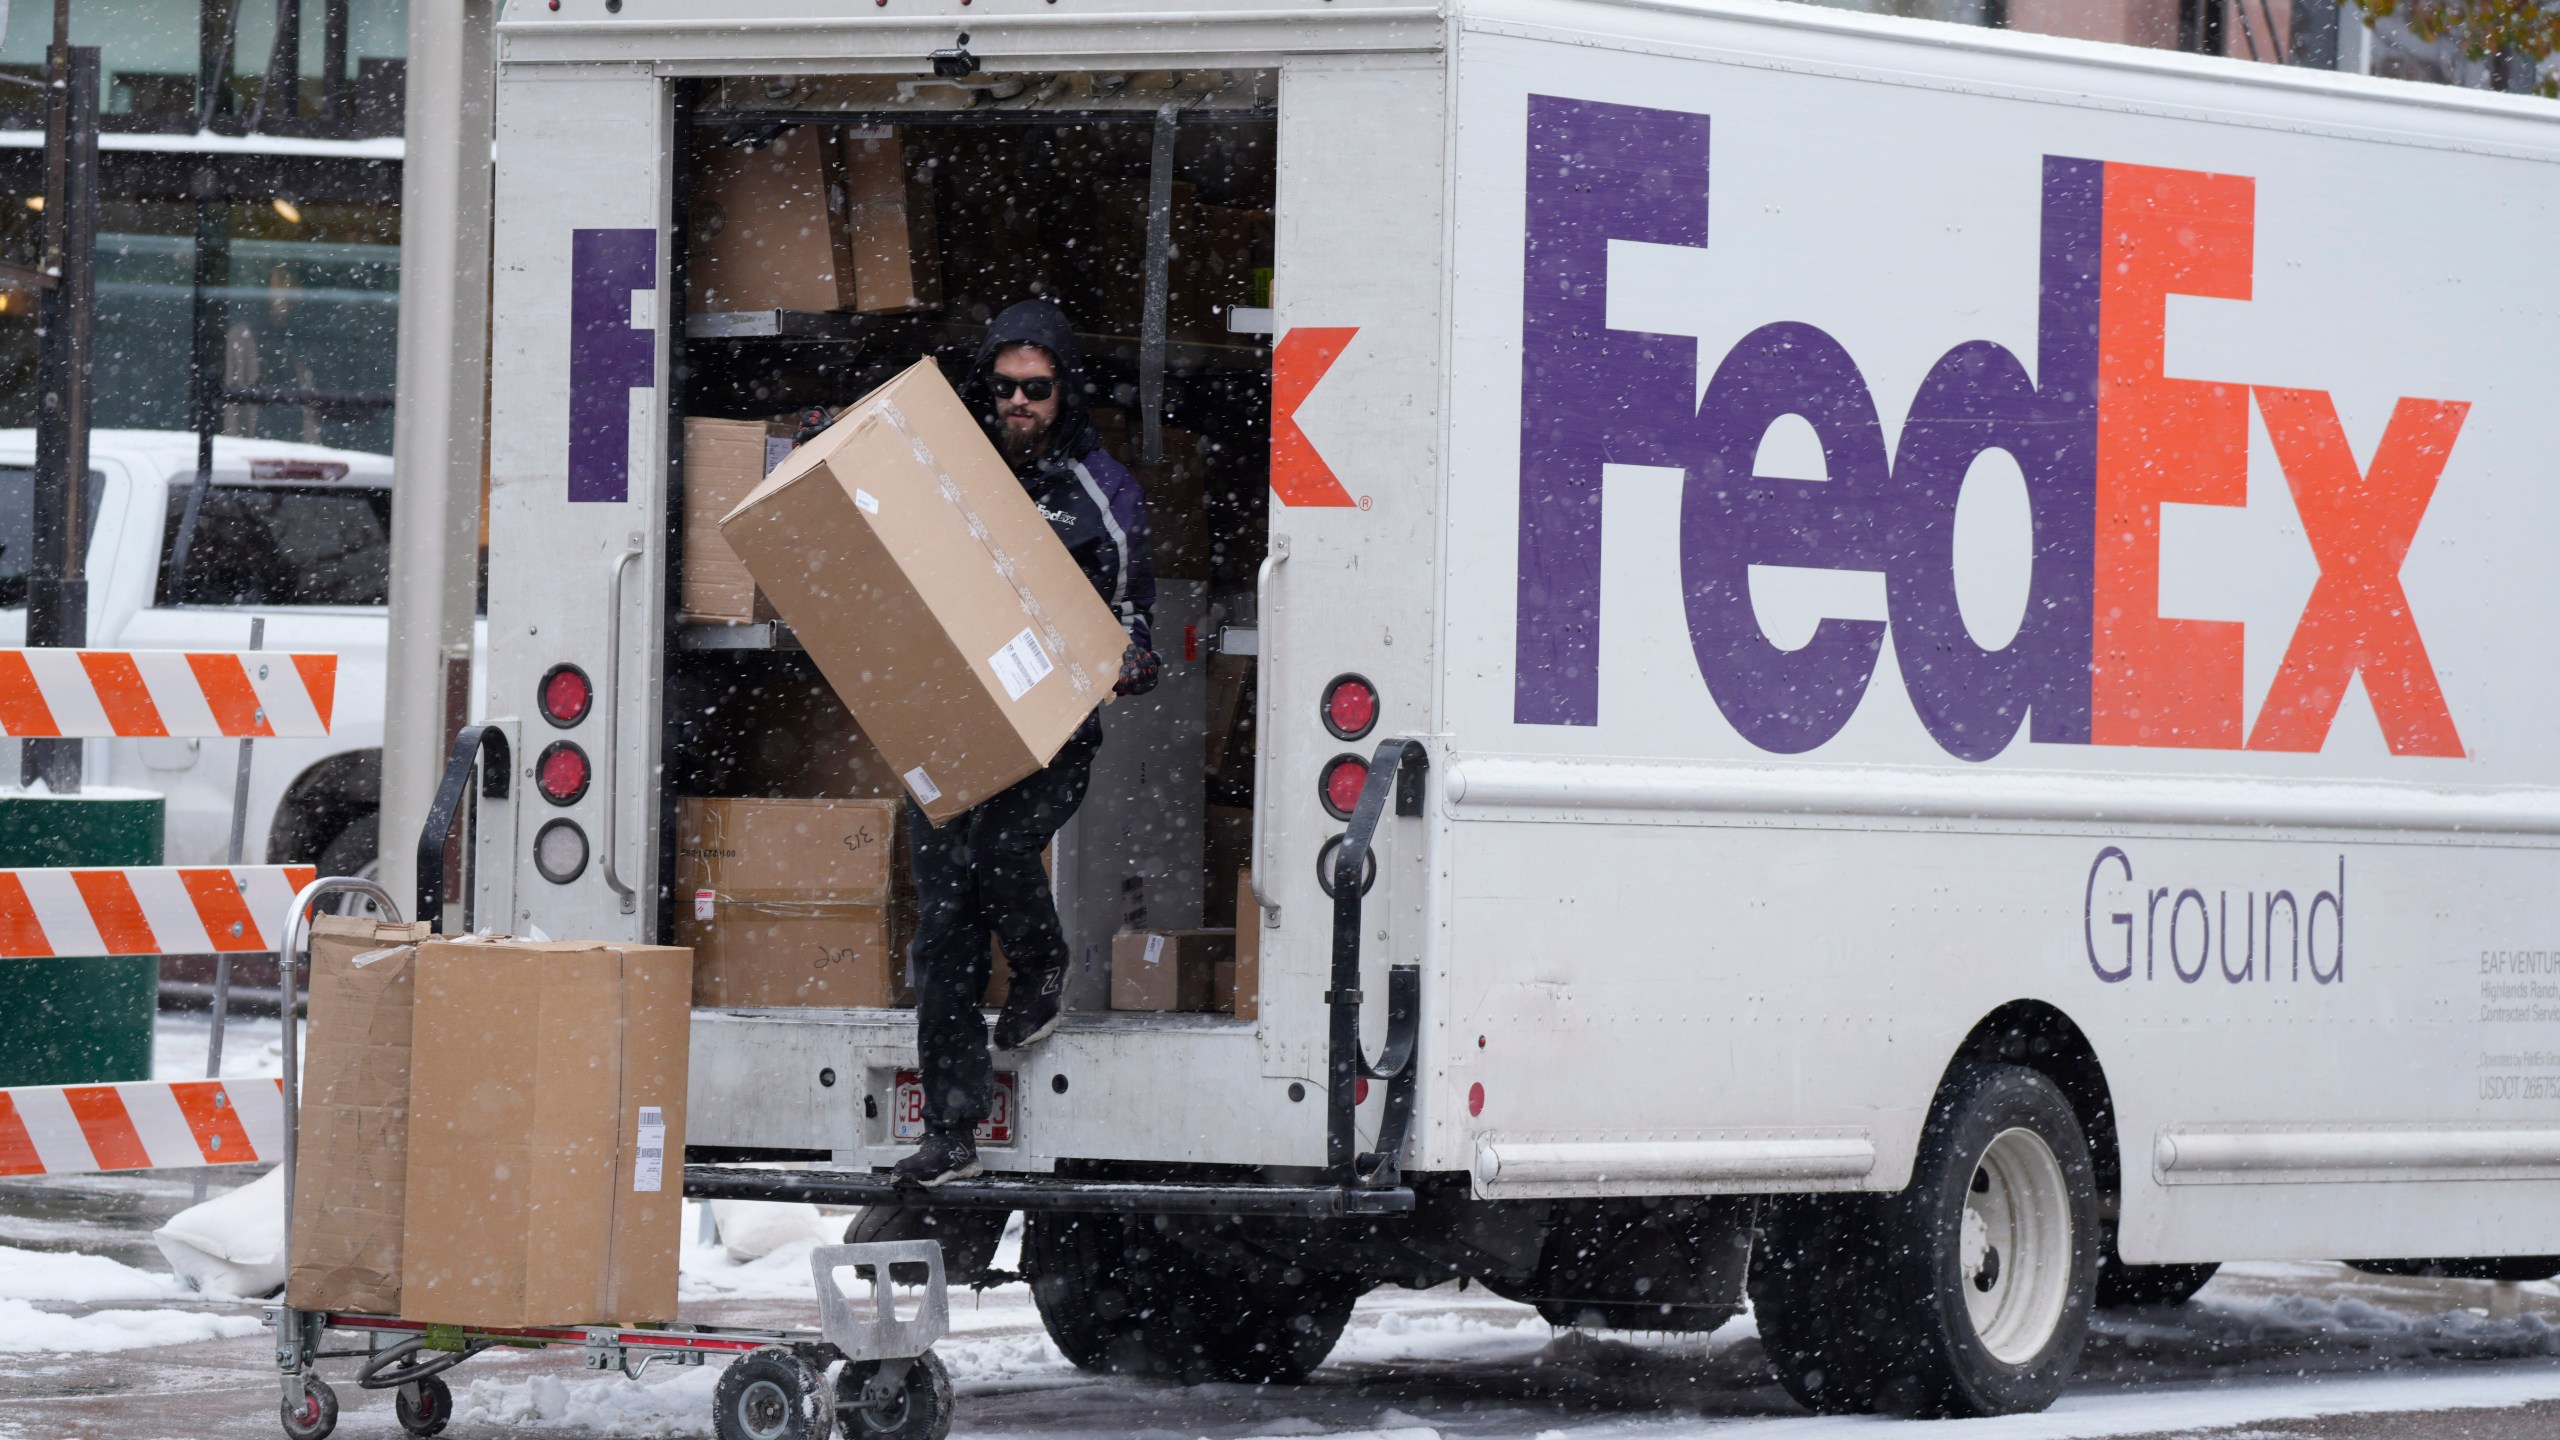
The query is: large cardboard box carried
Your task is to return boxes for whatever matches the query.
[719,358,1128,824]
[677,797,900,1008]
[286,915,434,1315]
[1111,929,1236,1012]
[686,127,857,315]
[402,939,692,1327]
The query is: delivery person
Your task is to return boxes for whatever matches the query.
[895,299,1160,1187]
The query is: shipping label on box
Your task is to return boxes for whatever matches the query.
[718,358,1128,823]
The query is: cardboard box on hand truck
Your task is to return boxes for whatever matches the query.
[400,938,692,1327]
[286,915,435,1316]
[719,358,1128,824]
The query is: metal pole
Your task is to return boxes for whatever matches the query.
[1139,106,1175,466]
[197,614,266,1204]
[172,168,230,601]
[25,23,97,794]
[380,0,495,914]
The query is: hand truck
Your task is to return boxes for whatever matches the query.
[262,878,957,1440]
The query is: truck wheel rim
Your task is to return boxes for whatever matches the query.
[1960,1126,2072,1365]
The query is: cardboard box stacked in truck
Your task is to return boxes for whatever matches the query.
[286,915,434,1316]
[678,797,901,1007]
[680,416,797,625]
[718,357,1129,824]
[1111,927,1240,1013]
[687,124,943,317]
[401,938,691,1327]
[841,126,942,313]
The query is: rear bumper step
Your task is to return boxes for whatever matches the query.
[683,1165,1415,1217]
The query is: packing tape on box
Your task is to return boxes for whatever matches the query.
[877,397,1099,698]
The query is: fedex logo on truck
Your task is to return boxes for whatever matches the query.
[1514,95,2468,762]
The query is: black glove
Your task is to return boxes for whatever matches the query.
[793,405,832,446]
[1115,642,1161,697]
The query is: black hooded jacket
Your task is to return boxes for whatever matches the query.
[965,301,1156,652]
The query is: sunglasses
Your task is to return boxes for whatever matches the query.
[990,376,1057,402]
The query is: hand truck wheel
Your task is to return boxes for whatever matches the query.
[278,1377,339,1440]
[395,1374,454,1437]
[835,1350,953,1440]
[713,1345,836,1440]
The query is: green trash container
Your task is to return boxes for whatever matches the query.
[0,789,164,1087]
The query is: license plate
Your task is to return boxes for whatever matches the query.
[891,1069,1016,1146]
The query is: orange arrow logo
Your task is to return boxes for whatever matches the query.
[1271,327,1358,508]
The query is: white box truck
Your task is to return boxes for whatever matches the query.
[455,0,2560,1415]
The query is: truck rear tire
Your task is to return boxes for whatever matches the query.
[1750,1063,2097,1418]
[1023,1212,1359,1384]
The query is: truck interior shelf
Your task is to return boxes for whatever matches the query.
[676,619,801,652]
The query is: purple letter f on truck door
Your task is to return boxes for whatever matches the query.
[1515,96,1711,727]
[568,228,657,503]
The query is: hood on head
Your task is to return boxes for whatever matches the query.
[967,298,1098,470]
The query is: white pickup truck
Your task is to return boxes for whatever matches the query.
[0,429,418,884]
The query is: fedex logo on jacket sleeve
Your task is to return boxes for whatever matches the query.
[1514,95,2468,763]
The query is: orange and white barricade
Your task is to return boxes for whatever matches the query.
[0,865,318,958]
[0,647,336,738]
[0,1077,284,1176]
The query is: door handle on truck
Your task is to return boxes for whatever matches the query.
[1327,736,1428,1188]
[1250,533,1290,921]
[600,540,644,913]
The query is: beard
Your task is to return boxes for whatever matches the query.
[996,410,1051,464]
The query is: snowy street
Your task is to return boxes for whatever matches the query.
[17,1080,2560,1440]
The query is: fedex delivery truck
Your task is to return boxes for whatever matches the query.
[460,0,2560,1416]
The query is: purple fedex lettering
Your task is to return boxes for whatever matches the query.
[1514,95,1711,727]
[1879,158,2100,758]
[1515,95,2103,756]
[568,228,657,504]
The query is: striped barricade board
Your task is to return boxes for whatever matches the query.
[0,648,337,737]
[0,1077,284,1175]
[0,865,318,958]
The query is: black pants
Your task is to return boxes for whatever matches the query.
[908,717,1101,1134]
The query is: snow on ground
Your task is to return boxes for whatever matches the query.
[150,1012,286,1082]
[439,1261,2560,1440]
[0,1297,263,1355]
[0,1243,189,1305]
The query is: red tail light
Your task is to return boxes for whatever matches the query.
[539,663,592,727]
[1321,753,1368,820]
[536,741,591,805]
[1322,674,1378,740]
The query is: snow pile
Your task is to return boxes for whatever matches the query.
[0,1244,187,1304]
[0,1297,263,1354]
[455,1365,725,1438]
[707,1200,836,1263]
[677,1200,838,1302]
[151,1012,287,1081]
[153,1166,286,1299]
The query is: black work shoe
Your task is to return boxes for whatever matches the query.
[892,1129,982,1188]
[992,967,1065,1050]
